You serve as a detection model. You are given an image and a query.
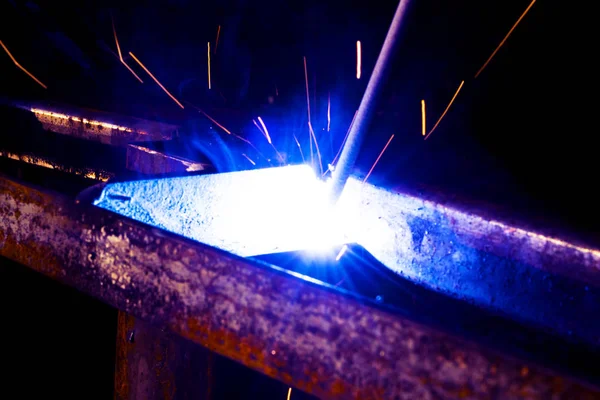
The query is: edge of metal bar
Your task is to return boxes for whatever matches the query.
[1,174,598,399]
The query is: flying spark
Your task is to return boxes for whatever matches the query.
[0,40,47,89]
[363,134,395,183]
[215,25,221,53]
[292,134,305,163]
[196,108,231,134]
[327,93,331,132]
[303,56,314,163]
[207,42,212,89]
[241,153,256,166]
[356,41,362,79]
[252,118,282,161]
[234,133,272,164]
[336,244,348,261]
[253,119,265,136]
[424,81,464,140]
[303,57,311,119]
[475,0,537,78]
[287,387,292,400]
[421,99,426,136]
[309,121,323,175]
[257,116,272,144]
[112,19,143,83]
[129,52,184,109]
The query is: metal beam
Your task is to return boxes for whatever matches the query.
[93,166,600,346]
[1,175,598,399]
[114,312,214,400]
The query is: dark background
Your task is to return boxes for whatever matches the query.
[1,0,595,237]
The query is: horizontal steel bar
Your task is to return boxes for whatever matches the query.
[8,100,178,144]
[0,174,598,399]
[0,150,113,182]
[94,166,600,346]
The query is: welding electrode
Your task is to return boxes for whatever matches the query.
[329,0,413,203]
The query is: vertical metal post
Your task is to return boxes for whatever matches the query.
[114,312,214,400]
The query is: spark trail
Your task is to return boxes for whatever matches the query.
[0,40,47,89]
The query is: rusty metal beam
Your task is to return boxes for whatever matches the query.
[0,150,113,181]
[1,174,598,399]
[11,100,178,145]
[94,166,600,346]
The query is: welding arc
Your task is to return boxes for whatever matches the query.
[329,0,413,204]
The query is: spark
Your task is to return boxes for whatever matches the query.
[235,134,272,165]
[421,99,426,136]
[129,52,184,109]
[253,119,265,136]
[475,0,537,78]
[215,25,221,53]
[207,42,211,89]
[257,116,272,144]
[287,387,292,400]
[356,41,362,79]
[327,93,331,132]
[197,108,231,134]
[112,18,122,59]
[309,121,323,175]
[335,244,348,261]
[303,57,313,163]
[30,108,140,133]
[252,118,282,162]
[241,153,256,166]
[363,134,395,183]
[424,81,464,140]
[303,57,311,118]
[293,134,305,163]
[112,19,143,83]
[0,40,47,89]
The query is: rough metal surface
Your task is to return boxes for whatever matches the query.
[0,150,113,181]
[94,166,600,346]
[17,101,177,145]
[1,175,599,399]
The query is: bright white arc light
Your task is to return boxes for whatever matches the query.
[212,165,349,255]
[95,164,391,259]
